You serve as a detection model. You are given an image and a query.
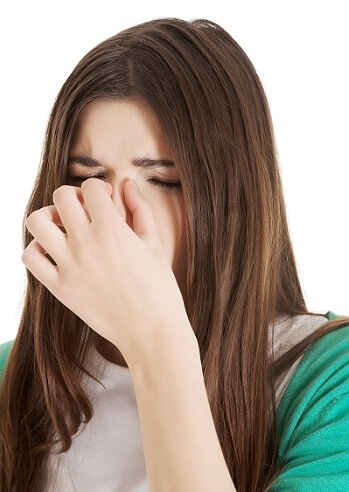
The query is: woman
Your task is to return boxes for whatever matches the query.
[0,17,348,492]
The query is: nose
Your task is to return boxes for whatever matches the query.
[108,179,134,230]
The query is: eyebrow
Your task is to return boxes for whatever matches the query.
[67,155,175,169]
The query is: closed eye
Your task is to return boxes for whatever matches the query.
[148,179,182,190]
[68,175,182,191]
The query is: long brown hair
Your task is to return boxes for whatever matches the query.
[1,17,348,491]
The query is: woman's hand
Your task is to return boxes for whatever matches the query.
[22,177,193,365]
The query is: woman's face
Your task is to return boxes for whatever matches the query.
[67,99,188,302]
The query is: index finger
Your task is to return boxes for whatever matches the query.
[80,178,120,225]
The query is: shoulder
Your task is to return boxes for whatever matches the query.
[271,312,349,490]
[0,339,15,384]
[277,313,349,430]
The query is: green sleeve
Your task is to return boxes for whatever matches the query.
[0,340,15,384]
[270,313,349,491]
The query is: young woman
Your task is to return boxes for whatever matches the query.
[0,17,348,492]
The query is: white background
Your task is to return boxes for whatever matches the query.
[1,0,348,344]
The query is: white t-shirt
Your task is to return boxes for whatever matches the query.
[44,313,329,491]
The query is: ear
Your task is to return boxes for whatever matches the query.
[123,179,164,253]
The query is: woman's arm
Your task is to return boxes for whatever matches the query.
[127,321,236,492]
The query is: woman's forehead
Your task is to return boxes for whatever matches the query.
[71,99,172,160]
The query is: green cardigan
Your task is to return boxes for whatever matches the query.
[1,311,348,490]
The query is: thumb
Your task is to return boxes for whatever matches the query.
[124,179,163,251]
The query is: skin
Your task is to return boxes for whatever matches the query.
[23,99,236,490]
[67,99,188,368]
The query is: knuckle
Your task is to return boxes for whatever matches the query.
[72,239,95,262]
[95,217,115,235]
[54,281,71,303]
[53,185,71,200]
[25,210,41,228]
[21,241,34,262]
[76,240,92,258]
[21,249,29,262]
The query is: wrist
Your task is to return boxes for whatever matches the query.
[125,317,199,378]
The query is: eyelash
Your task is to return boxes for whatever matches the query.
[69,175,182,191]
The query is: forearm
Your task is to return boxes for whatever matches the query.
[128,323,236,492]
